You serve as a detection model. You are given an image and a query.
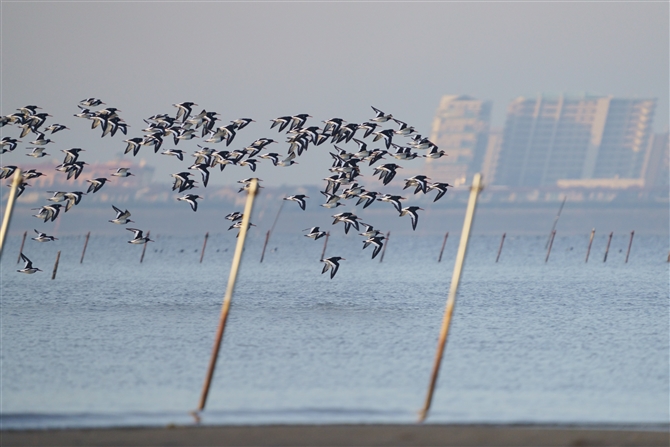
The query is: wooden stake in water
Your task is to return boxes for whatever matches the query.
[437,232,449,262]
[545,230,556,263]
[200,232,209,263]
[603,231,613,263]
[140,231,150,263]
[80,231,90,264]
[585,228,595,263]
[198,179,258,412]
[17,230,27,264]
[419,173,483,423]
[379,231,390,263]
[320,231,330,260]
[259,230,270,263]
[0,169,22,259]
[545,196,566,249]
[625,231,634,263]
[496,233,506,263]
[51,251,61,280]
[260,200,285,263]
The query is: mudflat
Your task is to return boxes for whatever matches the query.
[2,424,668,447]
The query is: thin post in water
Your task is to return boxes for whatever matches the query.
[419,173,483,423]
[545,230,556,263]
[320,231,330,260]
[260,200,285,263]
[0,169,22,259]
[200,232,209,263]
[496,232,506,263]
[603,231,613,263]
[437,232,449,262]
[625,231,634,263]
[51,251,61,280]
[198,179,258,412]
[259,230,270,263]
[17,230,27,264]
[80,231,90,264]
[379,231,390,263]
[545,196,566,249]
[140,231,150,263]
[585,228,595,263]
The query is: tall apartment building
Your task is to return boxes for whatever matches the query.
[427,95,492,186]
[495,94,656,187]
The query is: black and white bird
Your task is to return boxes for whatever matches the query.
[0,165,18,179]
[173,102,198,122]
[332,212,361,234]
[370,106,393,123]
[321,256,344,279]
[404,175,431,194]
[86,177,109,194]
[111,168,134,177]
[32,229,58,242]
[1,137,20,152]
[177,194,202,212]
[127,228,153,244]
[225,211,243,221]
[109,205,133,224]
[284,194,308,211]
[304,227,327,240]
[427,182,452,202]
[399,206,423,231]
[32,204,62,222]
[44,123,70,134]
[26,147,49,158]
[362,235,385,259]
[377,194,406,213]
[17,253,42,274]
[63,191,85,211]
[80,98,105,107]
[161,149,185,161]
[188,163,210,187]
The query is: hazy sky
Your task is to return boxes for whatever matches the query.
[2,1,667,186]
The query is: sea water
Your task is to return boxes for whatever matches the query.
[1,233,668,428]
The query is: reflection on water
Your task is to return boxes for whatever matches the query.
[1,233,668,428]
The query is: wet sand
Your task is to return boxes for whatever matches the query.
[2,424,668,447]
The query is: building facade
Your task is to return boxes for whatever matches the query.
[495,94,656,187]
[427,95,492,186]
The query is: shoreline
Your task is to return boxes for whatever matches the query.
[3,423,669,447]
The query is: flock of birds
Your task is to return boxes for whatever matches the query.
[2,100,452,278]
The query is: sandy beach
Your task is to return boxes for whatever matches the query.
[2,424,668,447]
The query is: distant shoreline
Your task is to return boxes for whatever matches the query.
[3,423,669,446]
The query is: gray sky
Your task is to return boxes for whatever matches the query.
[2,1,667,186]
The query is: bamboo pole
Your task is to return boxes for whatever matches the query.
[603,231,613,263]
[419,173,483,423]
[51,251,61,280]
[625,231,634,263]
[0,169,22,259]
[545,230,556,263]
[437,232,449,262]
[198,179,258,412]
[259,230,270,263]
[17,230,27,264]
[80,231,90,264]
[585,228,595,263]
[496,233,506,263]
[260,200,285,263]
[320,232,330,260]
[140,231,150,263]
[379,231,390,263]
[200,232,209,263]
[545,196,566,249]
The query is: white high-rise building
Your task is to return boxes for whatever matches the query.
[427,95,492,186]
[495,94,656,187]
